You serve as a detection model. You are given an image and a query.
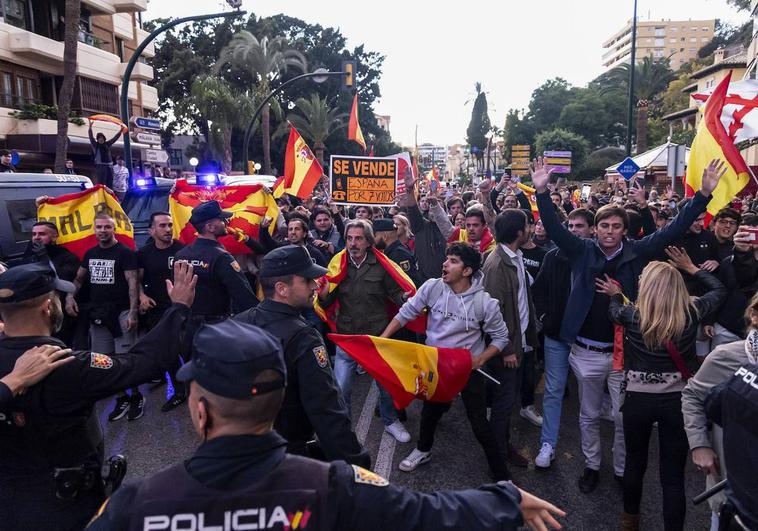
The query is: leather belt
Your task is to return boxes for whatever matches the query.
[575,339,613,353]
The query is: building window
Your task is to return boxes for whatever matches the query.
[670,38,677,43]
[689,48,696,53]
[3,0,30,30]
[670,27,677,32]
[15,75,37,106]
[705,78,715,89]
[75,77,119,115]
[115,38,126,62]
[654,49,664,58]
[690,37,697,42]
[169,149,183,167]
[0,72,12,107]
[670,48,677,53]
[655,27,665,37]
[681,37,686,41]
[680,48,685,52]
[691,26,698,31]
[701,37,709,42]
[702,26,709,32]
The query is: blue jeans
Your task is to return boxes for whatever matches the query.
[334,346,398,426]
[540,336,571,447]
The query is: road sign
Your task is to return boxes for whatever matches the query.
[544,150,572,158]
[132,116,161,130]
[145,149,169,164]
[131,132,162,145]
[616,156,641,181]
[511,144,530,153]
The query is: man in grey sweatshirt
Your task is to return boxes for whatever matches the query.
[381,242,512,480]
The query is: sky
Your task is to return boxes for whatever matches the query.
[144,0,748,147]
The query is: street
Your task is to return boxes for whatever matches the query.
[101,372,712,530]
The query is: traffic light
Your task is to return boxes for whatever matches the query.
[341,60,356,90]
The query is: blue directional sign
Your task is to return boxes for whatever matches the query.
[616,156,640,181]
[134,116,161,130]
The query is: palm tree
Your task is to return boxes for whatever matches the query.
[189,75,255,173]
[215,31,307,174]
[54,0,81,173]
[282,94,347,166]
[598,56,676,154]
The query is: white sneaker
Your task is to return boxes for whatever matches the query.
[399,448,431,472]
[535,442,555,469]
[520,405,544,427]
[384,420,411,443]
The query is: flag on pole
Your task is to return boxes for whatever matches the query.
[424,167,440,182]
[348,92,367,151]
[684,72,750,217]
[272,175,286,199]
[169,179,279,255]
[314,247,426,333]
[691,78,758,144]
[37,184,134,260]
[328,334,472,408]
[282,125,324,199]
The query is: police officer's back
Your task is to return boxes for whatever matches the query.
[0,261,196,530]
[235,245,370,467]
[87,318,566,531]
[374,218,422,287]
[174,200,256,318]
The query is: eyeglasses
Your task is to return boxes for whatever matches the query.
[715,219,738,226]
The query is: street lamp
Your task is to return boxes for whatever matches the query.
[626,0,638,156]
[242,67,347,169]
[121,9,246,183]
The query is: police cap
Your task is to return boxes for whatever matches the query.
[0,262,75,303]
[177,319,286,398]
[189,200,233,228]
[259,245,327,279]
[372,218,396,233]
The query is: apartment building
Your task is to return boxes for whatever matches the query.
[602,18,715,70]
[0,0,157,170]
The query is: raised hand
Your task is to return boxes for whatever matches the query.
[167,261,197,308]
[700,159,728,196]
[530,157,555,193]
[628,180,647,207]
[665,246,699,275]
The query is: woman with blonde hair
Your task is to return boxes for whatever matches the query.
[393,214,415,252]
[597,246,726,531]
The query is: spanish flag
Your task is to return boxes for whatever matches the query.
[424,166,440,182]
[685,72,750,219]
[348,92,366,151]
[169,179,278,254]
[328,334,472,408]
[516,181,540,221]
[283,125,324,199]
[314,247,426,333]
[272,175,286,199]
[37,184,134,260]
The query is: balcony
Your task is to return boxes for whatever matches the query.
[8,31,64,62]
[141,84,159,111]
[113,0,148,12]
[136,28,155,58]
[113,13,134,40]
[119,61,154,81]
[81,0,116,15]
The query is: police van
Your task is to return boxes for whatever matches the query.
[0,173,91,265]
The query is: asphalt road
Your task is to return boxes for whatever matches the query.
[100,373,711,530]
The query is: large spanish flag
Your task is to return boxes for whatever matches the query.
[169,179,278,254]
[348,92,366,151]
[283,125,323,199]
[328,334,472,408]
[685,72,750,218]
[37,184,134,260]
[314,247,426,333]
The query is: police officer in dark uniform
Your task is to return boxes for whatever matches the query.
[373,218,422,287]
[0,261,197,530]
[174,200,257,320]
[87,319,565,531]
[234,245,370,467]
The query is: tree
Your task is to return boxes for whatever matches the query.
[726,0,751,11]
[188,75,255,173]
[466,82,491,169]
[576,146,626,181]
[528,78,577,132]
[54,0,81,173]
[534,128,590,176]
[503,109,535,150]
[215,30,307,174]
[283,94,347,165]
[598,56,676,154]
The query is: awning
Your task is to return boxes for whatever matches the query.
[605,142,690,177]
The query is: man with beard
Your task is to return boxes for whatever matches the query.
[137,211,185,412]
[0,261,196,530]
[234,245,370,467]
[259,213,328,268]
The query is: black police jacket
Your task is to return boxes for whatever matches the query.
[175,238,256,316]
[0,304,190,530]
[88,431,527,531]
[385,240,422,287]
[235,300,370,468]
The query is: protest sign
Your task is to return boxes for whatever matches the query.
[329,155,398,206]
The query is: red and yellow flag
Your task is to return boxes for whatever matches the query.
[328,334,472,409]
[272,175,286,199]
[685,71,750,218]
[37,184,134,260]
[169,179,278,254]
[283,125,324,199]
[348,92,366,151]
[516,181,540,221]
[424,166,440,182]
[314,247,426,333]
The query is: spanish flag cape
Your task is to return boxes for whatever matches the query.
[448,226,496,254]
[328,334,472,409]
[314,247,426,333]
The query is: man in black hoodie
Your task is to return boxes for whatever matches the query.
[401,168,446,283]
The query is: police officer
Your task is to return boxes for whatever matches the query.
[234,245,370,467]
[174,200,257,320]
[374,218,422,287]
[87,319,565,531]
[0,261,197,530]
